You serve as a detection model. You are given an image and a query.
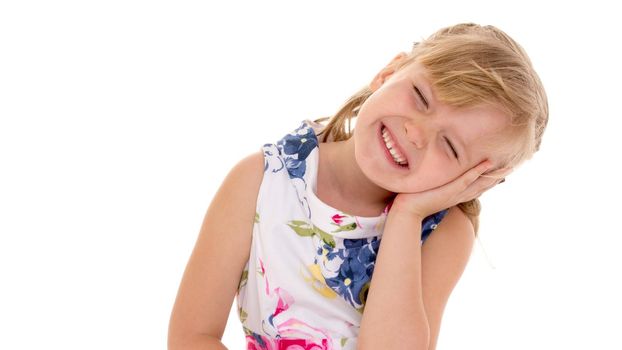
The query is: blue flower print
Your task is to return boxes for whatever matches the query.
[421,209,449,243]
[262,145,285,174]
[276,122,318,180]
[316,237,381,311]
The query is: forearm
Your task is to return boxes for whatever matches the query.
[358,210,429,350]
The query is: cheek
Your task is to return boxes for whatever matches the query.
[361,85,412,116]
[406,161,461,192]
[410,171,452,192]
[437,168,462,186]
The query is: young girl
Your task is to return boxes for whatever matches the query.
[168,23,548,350]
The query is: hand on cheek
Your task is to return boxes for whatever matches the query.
[390,160,513,218]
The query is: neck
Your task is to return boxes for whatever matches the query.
[317,137,396,217]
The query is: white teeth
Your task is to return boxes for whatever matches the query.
[381,127,408,165]
[389,148,402,159]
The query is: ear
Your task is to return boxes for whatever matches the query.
[369,52,409,92]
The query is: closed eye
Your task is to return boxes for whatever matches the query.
[443,136,459,160]
[413,84,429,109]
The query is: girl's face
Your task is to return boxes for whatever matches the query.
[353,55,511,194]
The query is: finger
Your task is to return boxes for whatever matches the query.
[460,160,494,189]
[480,178,503,196]
[445,160,493,203]
[462,171,499,200]
[464,163,510,198]
[437,160,493,204]
[481,166,513,180]
[477,174,507,196]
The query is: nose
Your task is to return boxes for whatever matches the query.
[404,120,433,149]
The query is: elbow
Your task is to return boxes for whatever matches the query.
[168,332,228,350]
[358,340,429,350]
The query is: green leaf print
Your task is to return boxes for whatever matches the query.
[237,269,248,291]
[287,220,315,237]
[239,306,248,323]
[354,281,371,315]
[312,225,336,248]
[330,222,357,233]
[242,326,253,336]
[287,220,336,248]
[254,212,259,223]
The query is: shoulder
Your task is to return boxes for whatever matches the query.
[237,149,265,170]
[208,150,266,223]
[434,205,475,241]
[202,150,265,243]
[205,149,266,244]
[443,205,474,232]
[225,150,265,194]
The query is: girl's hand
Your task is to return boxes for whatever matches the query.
[390,160,513,219]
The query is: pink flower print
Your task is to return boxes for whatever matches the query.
[275,318,334,349]
[331,214,346,225]
[272,287,295,320]
[259,258,271,296]
[329,214,357,234]
[246,333,275,350]
[259,288,333,349]
[246,334,330,350]
[276,338,330,349]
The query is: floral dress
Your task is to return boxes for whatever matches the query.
[235,119,449,350]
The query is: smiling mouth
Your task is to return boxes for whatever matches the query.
[381,124,409,167]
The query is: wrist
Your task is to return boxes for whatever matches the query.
[383,208,425,240]
[386,205,425,222]
[389,194,435,219]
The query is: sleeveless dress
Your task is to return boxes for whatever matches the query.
[235,119,449,350]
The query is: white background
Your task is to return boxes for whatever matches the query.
[1,1,620,349]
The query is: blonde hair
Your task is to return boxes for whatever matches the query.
[313,23,549,237]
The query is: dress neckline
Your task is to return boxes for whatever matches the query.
[301,119,390,239]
